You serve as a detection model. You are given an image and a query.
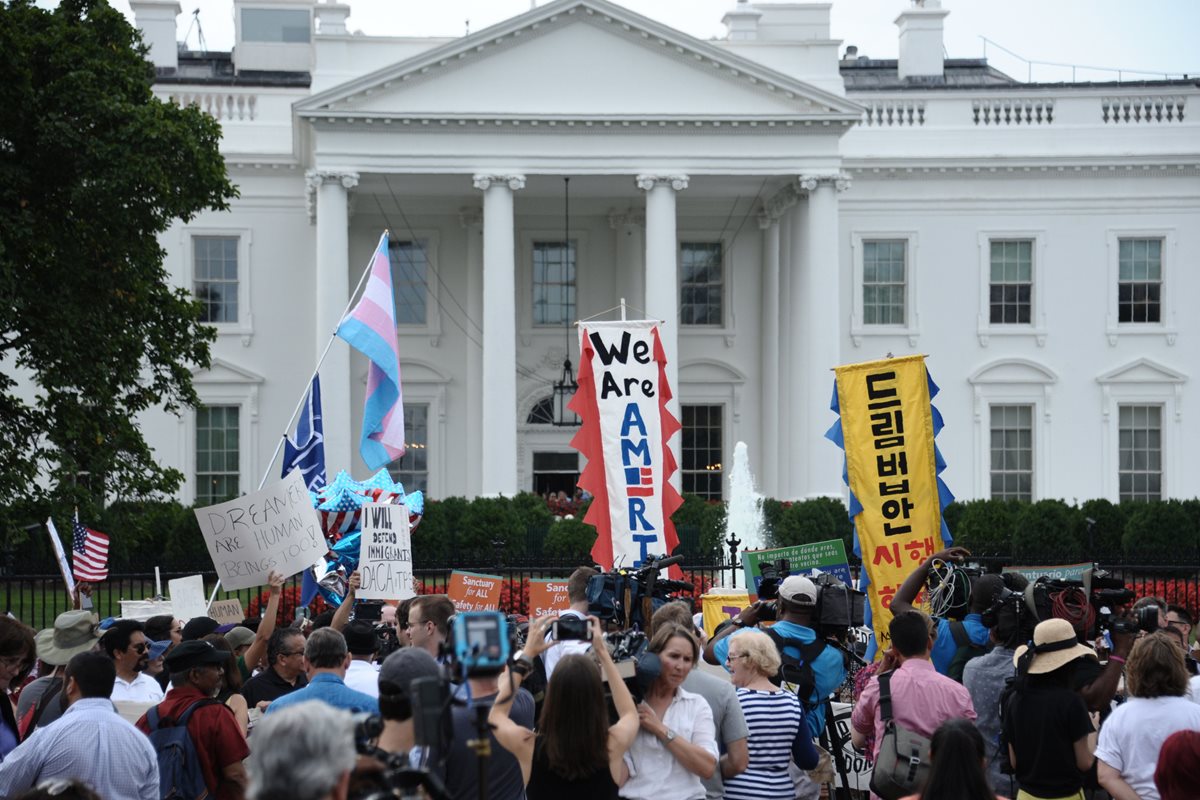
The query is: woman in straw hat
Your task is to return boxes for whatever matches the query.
[1001,617,1097,800]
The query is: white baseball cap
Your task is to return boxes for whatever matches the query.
[778,576,818,605]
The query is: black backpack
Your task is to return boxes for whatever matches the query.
[946,620,989,683]
[763,627,827,711]
[146,698,222,800]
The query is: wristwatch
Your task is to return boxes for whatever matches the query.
[511,652,534,677]
[662,728,677,744]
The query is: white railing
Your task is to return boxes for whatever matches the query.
[971,98,1054,126]
[168,92,258,122]
[862,100,926,127]
[1101,96,1186,123]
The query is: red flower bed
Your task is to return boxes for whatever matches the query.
[1128,578,1198,618]
[246,585,329,625]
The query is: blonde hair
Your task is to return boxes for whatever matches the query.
[728,629,781,677]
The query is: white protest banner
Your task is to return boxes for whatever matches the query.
[44,519,76,599]
[830,701,874,791]
[195,469,326,591]
[208,599,245,626]
[357,503,414,601]
[169,575,208,621]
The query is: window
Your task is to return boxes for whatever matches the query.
[680,242,723,326]
[1119,404,1162,501]
[532,241,576,326]
[196,406,240,505]
[241,9,311,43]
[527,397,555,425]
[194,236,239,324]
[989,405,1033,501]
[387,404,428,493]
[532,452,579,497]
[862,240,907,325]
[989,240,1032,324]
[389,240,428,326]
[681,405,723,500]
[1118,238,1162,323]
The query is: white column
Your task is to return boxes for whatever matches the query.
[758,214,781,499]
[308,169,359,475]
[609,210,645,315]
[786,200,808,499]
[460,208,484,498]
[799,173,850,498]
[776,210,793,494]
[474,174,525,496]
[637,174,688,493]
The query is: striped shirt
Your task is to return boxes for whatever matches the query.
[723,688,806,800]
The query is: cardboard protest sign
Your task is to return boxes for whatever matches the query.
[169,575,208,621]
[357,503,415,601]
[742,539,853,600]
[195,470,326,591]
[528,579,572,617]
[447,571,503,612]
[208,599,245,626]
[44,519,76,599]
[701,589,751,639]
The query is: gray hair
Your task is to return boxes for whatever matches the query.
[247,701,357,800]
[304,627,348,669]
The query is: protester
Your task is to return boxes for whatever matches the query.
[242,628,309,708]
[1132,596,1169,633]
[543,566,597,681]
[0,652,158,800]
[101,619,164,703]
[407,595,455,660]
[376,648,442,759]
[1095,632,1200,800]
[264,628,379,716]
[651,601,748,800]
[247,701,357,800]
[621,623,718,800]
[721,629,818,800]
[490,615,638,798]
[202,635,250,734]
[224,626,255,663]
[852,611,976,768]
[899,718,1008,800]
[19,611,100,736]
[1165,605,1198,675]
[141,639,170,682]
[136,640,249,800]
[232,572,286,681]
[341,620,381,698]
[1154,729,1200,800]
[182,616,221,642]
[1002,617,1097,800]
[143,616,181,647]
[963,600,1024,793]
[396,598,415,647]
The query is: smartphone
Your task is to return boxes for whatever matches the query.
[551,615,591,641]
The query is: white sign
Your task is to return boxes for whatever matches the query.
[169,575,208,621]
[357,503,414,600]
[195,470,326,591]
[44,519,76,598]
[208,599,245,626]
[830,701,874,791]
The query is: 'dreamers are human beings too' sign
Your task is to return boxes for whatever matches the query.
[357,503,415,601]
[195,470,326,591]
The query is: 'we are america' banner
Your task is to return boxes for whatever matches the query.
[570,321,682,574]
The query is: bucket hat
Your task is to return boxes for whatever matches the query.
[34,611,102,666]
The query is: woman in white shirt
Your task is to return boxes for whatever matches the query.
[619,623,718,800]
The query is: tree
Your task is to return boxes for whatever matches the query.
[0,0,236,514]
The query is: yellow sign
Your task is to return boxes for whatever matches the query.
[700,590,751,639]
[835,355,946,654]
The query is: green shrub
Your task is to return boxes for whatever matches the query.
[1012,500,1083,562]
[1079,499,1126,559]
[1123,500,1199,561]
[772,498,850,551]
[942,501,964,540]
[544,517,597,561]
[100,500,186,570]
[459,497,525,557]
[952,499,1019,555]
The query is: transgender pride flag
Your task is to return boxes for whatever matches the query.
[337,232,405,470]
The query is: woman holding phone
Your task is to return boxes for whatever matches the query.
[490,614,639,798]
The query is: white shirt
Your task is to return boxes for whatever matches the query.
[1188,675,1200,705]
[1094,695,1200,800]
[542,608,591,680]
[344,658,380,698]
[621,686,719,800]
[110,672,164,703]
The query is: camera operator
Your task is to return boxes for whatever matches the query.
[1132,597,1169,634]
[247,701,357,800]
[703,576,846,739]
[542,567,597,682]
[343,621,381,699]
[375,648,442,761]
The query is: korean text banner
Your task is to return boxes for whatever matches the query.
[828,355,954,656]
[569,320,682,575]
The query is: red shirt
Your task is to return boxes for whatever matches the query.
[136,686,249,800]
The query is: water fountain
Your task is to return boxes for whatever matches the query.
[725,441,766,553]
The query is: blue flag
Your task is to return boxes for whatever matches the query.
[282,376,327,605]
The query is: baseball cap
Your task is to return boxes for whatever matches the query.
[778,575,818,605]
[181,617,220,641]
[379,648,440,693]
[343,620,381,656]
[224,626,255,651]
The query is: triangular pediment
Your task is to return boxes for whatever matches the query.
[192,358,265,385]
[968,358,1057,385]
[1096,357,1187,385]
[297,0,860,122]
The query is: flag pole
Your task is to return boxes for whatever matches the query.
[207,231,388,607]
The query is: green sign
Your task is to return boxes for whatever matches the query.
[742,539,852,597]
[1003,562,1092,584]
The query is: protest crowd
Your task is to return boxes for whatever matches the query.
[0,549,1197,800]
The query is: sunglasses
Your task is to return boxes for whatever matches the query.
[130,643,148,654]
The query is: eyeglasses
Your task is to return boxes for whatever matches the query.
[725,653,750,664]
[1168,618,1191,630]
[281,650,305,657]
[131,643,148,654]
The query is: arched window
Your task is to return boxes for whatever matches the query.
[526,396,555,425]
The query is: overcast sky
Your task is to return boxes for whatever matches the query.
[87,0,1200,82]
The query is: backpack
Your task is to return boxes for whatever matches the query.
[868,671,933,800]
[762,627,827,711]
[146,698,222,800]
[946,620,989,683]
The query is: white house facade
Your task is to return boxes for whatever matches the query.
[128,0,1200,507]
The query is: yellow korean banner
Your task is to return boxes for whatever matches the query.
[835,355,946,654]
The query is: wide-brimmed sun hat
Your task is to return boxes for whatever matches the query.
[34,611,102,666]
[1013,617,1098,674]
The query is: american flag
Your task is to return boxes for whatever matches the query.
[71,517,110,582]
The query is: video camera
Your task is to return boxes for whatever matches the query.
[602,629,660,704]
[439,610,512,679]
[757,558,790,601]
[587,553,694,630]
[1024,569,1144,638]
[350,677,453,800]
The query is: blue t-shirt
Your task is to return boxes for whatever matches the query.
[264,672,380,716]
[930,613,989,676]
[713,621,845,736]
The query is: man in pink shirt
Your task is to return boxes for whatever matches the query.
[851,610,977,772]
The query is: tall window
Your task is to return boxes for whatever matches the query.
[194,236,239,323]
[388,403,429,493]
[1119,404,1162,501]
[680,242,723,326]
[681,405,723,500]
[989,405,1033,501]
[989,240,1032,324]
[532,452,579,497]
[532,241,576,326]
[1118,238,1163,323]
[862,240,906,325]
[389,240,428,325]
[196,406,239,505]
